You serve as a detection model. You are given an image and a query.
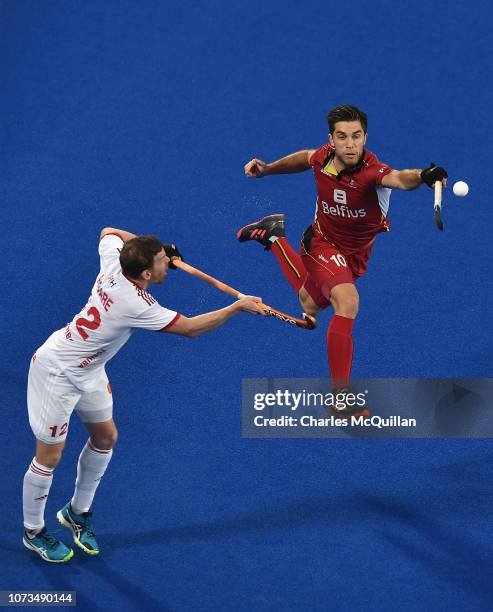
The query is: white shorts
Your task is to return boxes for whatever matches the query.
[27,354,113,445]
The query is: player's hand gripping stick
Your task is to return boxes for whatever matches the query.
[172,259,316,330]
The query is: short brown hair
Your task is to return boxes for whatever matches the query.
[327,104,368,134]
[119,236,163,279]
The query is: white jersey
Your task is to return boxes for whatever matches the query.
[36,233,180,391]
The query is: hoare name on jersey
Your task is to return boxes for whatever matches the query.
[63,276,113,343]
[96,276,114,312]
[320,200,366,219]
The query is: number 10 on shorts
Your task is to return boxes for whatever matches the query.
[330,254,347,267]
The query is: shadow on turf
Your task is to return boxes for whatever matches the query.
[11,534,171,611]
[366,494,493,608]
[81,557,172,611]
[100,454,493,606]
[24,551,171,612]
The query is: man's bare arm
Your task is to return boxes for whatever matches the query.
[380,170,424,191]
[162,297,265,337]
[381,168,448,191]
[244,150,316,178]
[100,227,137,242]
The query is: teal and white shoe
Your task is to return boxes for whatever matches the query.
[23,527,74,563]
[56,502,99,555]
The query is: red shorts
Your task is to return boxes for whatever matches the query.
[300,226,374,309]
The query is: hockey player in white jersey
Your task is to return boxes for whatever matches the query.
[23,227,264,562]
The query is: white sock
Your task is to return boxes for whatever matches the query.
[71,440,113,514]
[23,458,54,533]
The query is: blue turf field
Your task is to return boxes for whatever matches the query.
[1,1,493,610]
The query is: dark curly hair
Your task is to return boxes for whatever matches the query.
[327,105,368,134]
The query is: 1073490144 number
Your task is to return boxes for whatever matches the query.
[3,592,75,605]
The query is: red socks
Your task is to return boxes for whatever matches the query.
[271,237,307,294]
[327,315,354,389]
[271,238,355,388]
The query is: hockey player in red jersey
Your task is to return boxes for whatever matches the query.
[238,105,447,414]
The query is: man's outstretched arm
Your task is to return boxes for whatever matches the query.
[381,170,423,191]
[162,296,266,337]
[381,163,448,191]
[244,150,317,178]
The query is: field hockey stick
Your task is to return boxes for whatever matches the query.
[172,259,317,330]
[434,181,444,230]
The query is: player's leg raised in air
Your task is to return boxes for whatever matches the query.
[237,214,321,317]
[238,215,364,416]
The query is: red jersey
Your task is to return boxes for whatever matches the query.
[310,144,394,255]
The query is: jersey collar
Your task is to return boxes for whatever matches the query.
[323,149,368,180]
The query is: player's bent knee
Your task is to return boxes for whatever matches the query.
[299,295,321,317]
[341,296,359,318]
[85,418,118,450]
[36,444,64,469]
[329,284,359,318]
[298,287,323,316]
[337,303,358,318]
[91,429,118,450]
[39,453,63,469]
[331,295,359,318]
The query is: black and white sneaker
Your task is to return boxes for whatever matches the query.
[237,214,285,250]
